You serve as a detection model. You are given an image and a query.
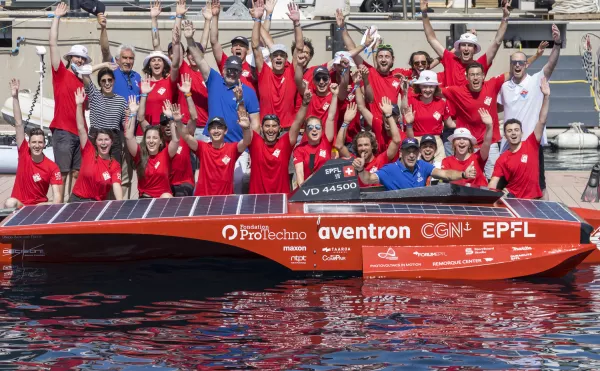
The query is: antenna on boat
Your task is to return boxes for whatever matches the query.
[33,46,47,133]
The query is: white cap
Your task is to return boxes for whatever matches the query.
[63,45,92,64]
[413,70,439,86]
[246,47,272,68]
[333,51,356,68]
[453,33,481,54]
[448,128,477,146]
[143,51,172,69]
[269,44,288,55]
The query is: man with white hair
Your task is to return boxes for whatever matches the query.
[421,0,511,87]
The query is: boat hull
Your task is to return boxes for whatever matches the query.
[572,207,600,263]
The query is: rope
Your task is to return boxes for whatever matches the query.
[553,0,600,14]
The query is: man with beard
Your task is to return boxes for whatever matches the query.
[184,20,259,194]
[488,78,551,199]
[353,137,477,190]
[442,63,508,179]
[498,25,562,200]
[421,0,511,87]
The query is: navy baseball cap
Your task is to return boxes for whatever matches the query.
[207,116,228,128]
[420,135,437,146]
[231,36,250,48]
[313,66,329,79]
[391,104,400,116]
[224,55,243,71]
[401,137,419,150]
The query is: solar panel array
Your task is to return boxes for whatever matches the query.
[304,203,514,218]
[502,198,580,223]
[3,194,287,227]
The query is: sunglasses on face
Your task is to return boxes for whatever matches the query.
[314,75,330,83]
[413,61,428,66]
[307,124,322,131]
[510,60,527,66]
[100,78,114,84]
[226,68,241,75]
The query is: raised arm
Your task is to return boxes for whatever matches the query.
[75,87,88,149]
[263,0,277,33]
[334,102,358,158]
[289,90,312,146]
[98,13,112,62]
[354,69,373,125]
[336,9,357,50]
[325,84,340,143]
[486,0,511,66]
[178,74,198,135]
[10,79,24,147]
[543,24,562,79]
[287,1,303,68]
[150,0,162,51]
[477,108,494,161]
[125,96,141,156]
[50,3,68,71]
[361,65,375,104]
[183,20,211,81]
[250,2,265,73]
[167,102,182,158]
[403,105,415,138]
[534,77,550,141]
[526,41,548,66]
[294,53,308,96]
[237,109,253,153]
[138,76,154,132]
[353,153,379,185]
[421,0,445,58]
[170,20,183,82]
[209,0,224,66]
[349,30,374,68]
[380,97,401,161]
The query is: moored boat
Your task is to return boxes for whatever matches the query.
[0,159,596,280]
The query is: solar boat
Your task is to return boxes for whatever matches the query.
[0,159,597,280]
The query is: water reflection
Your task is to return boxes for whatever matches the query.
[545,148,600,171]
[0,260,599,370]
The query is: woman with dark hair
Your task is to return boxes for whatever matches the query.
[126,96,180,198]
[82,67,127,164]
[70,87,123,202]
[6,79,63,208]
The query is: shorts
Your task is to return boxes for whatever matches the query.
[69,193,95,203]
[171,183,194,197]
[52,128,81,173]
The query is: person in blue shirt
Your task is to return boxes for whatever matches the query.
[184,20,259,193]
[353,137,476,190]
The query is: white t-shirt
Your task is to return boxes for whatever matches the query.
[497,71,548,151]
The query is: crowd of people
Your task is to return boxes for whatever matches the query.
[5,0,564,208]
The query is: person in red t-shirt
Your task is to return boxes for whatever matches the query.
[5,79,63,208]
[394,51,445,89]
[421,0,510,87]
[489,78,551,199]
[293,84,339,186]
[441,109,494,188]
[70,87,123,202]
[335,99,401,187]
[177,105,253,196]
[126,97,181,199]
[249,90,311,194]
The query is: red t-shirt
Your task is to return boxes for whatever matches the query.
[178,61,209,126]
[133,146,172,198]
[337,80,361,144]
[72,141,121,201]
[441,49,491,88]
[441,151,488,187]
[258,63,298,129]
[294,64,327,112]
[349,151,392,187]
[443,75,505,144]
[248,133,293,194]
[50,62,87,135]
[168,139,193,186]
[299,90,337,145]
[293,136,332,180]
[11,141,62,205]
[371,116,406,155]
[363,62,403,120]
[492,135,542,199]
[219,51,257,92]
[195,141,240,196]
[408,96,450,137]
[139,77,178,135]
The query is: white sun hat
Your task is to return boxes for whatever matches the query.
[448,127,477,146]
[63,45,92,64]
[453,33,481,54]
[333,51,356,68]
[413,70,439,86]
[143,51,172,68]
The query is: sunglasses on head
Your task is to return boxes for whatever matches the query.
[510,60,527,66]
[263,114,280,123]
[314,75,330,83]
[307,124,322,131]
[377,44,393,51]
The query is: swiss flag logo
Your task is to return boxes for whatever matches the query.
[343,166,355,177]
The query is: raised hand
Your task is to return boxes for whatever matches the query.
[178,73,192,94]
[162,99,173,118]
[296,53,308,68]
[108,62,119,71]
[359,65,369,80]
[552,23,561,44]
[74,87,86,105]
[502,0,511,18]
[141,75,156,94]
[128,96,139,114]
[465,162,476,179]
[302,90,312,106]
[478,108,493,127]
[286,1,300,23]
[150,0,162,18]
[54,2,68,17]
[97,13,107,28]
[335,8,345,28]
[344,102,358,123]
[402,105,414,125]
[536,41,549,56]
[421,0,429,12]
[363,28,375,48]
[211,0,221,17]
[202,0,213,20]
[330,83,339,96]
[233,81,244,102]
[176,0,189,16]
[351,69,362,84]
[265,0,277,14]
[238,109,250,129]
[172,103,183,121]
[9,78,19,98]
[540,76,550,96]
[469,28,477,36]
[172,24,181,44]
[250,0,265,20]
[379,96,393,116]
[352,152,366,172]
[182,19,195,38]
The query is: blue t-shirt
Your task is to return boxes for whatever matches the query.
[375,159,435,190]
[203,69,259,143]
[111,57,141,101]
